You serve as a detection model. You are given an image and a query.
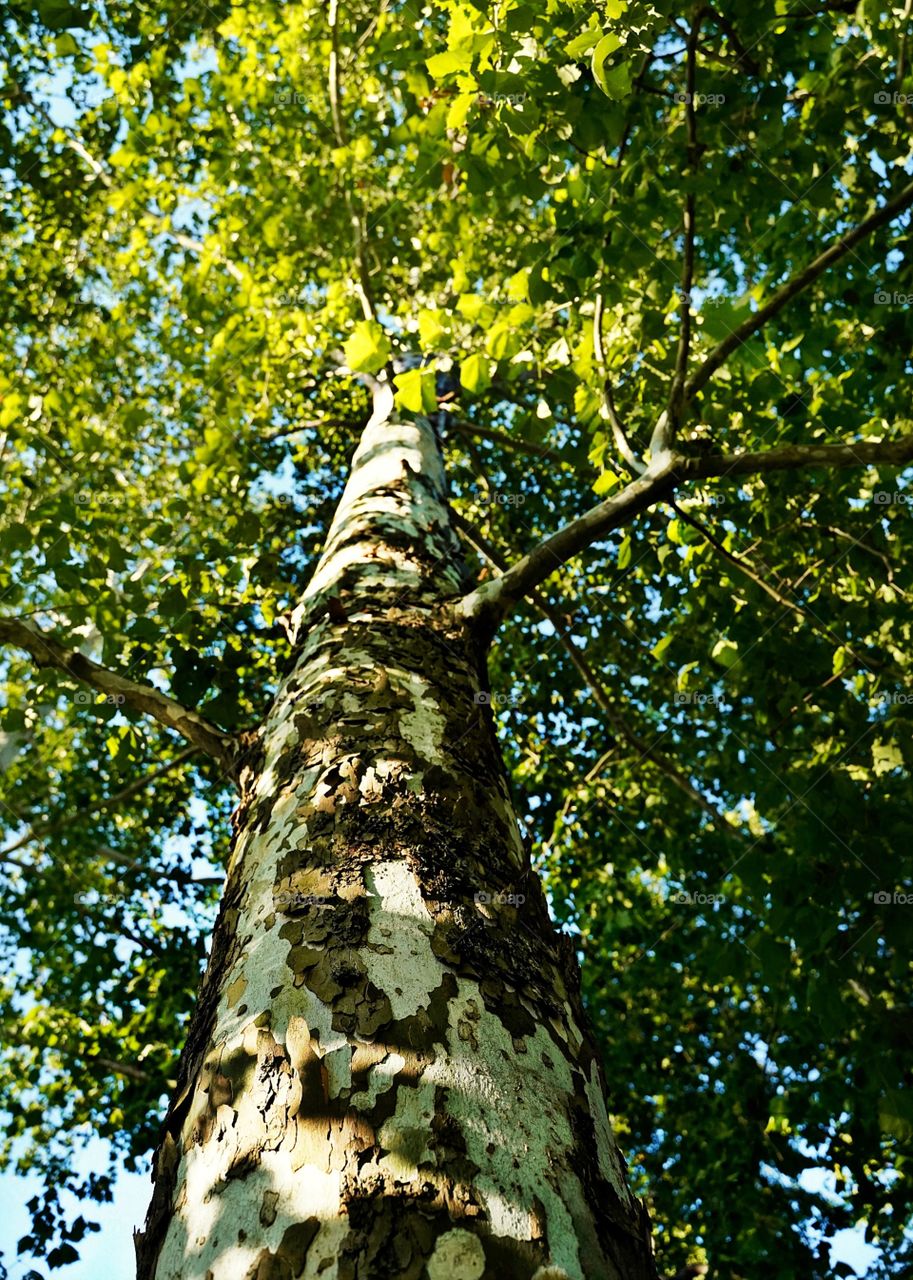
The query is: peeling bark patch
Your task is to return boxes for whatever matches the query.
[226,975,247,1008]
[426,1227,485,1279]
[246,1219,321,1280]
[259,1191,279,1227]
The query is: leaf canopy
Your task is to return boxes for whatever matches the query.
[2,0,913,1274]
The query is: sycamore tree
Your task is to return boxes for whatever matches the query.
[2,0,913,1276]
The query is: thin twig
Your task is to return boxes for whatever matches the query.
[653,11,703,456]
[593,293,645,474]
[669,500,889,674]
[685,176,913,402]
[448,417,559,460]
[11,82,245,285]
[328,0,378,322]
[0,747,199,858]
[452,509,746,837]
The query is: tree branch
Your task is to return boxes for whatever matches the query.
[685,175,913,401]
[669,500,888,673]
[457,454,679,629]
[590,48,656,473]
[593,293,645,474]
[0,746,199,858]
[452,510,747,838]
[458,432,913,628]
[94,1057,155,1084]
[680,432,913,481]
[328,0,378,322]
[265,414,366,443]
[12,81,245,286]
[653,12,702,455]
[0,618,239,775]
[447,417,560,460]
[813,522,909,597]
[705,6,761,75]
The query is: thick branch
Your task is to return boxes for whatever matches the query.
[459,432,913,628]
[0,618,238,774]
[681,432,913,481]
[452,510,746,838]
[457,454,678,628]
[685,175,913,400]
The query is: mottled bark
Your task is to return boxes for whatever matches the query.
[136,387,656,1280]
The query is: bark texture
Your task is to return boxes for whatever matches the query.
[136,391,656,1280]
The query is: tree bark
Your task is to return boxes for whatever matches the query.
[136,387,656,1280]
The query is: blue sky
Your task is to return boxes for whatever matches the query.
[0,1145,146,1279]
[0,1151,883,1278]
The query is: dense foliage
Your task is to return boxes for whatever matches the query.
[2,0,912,1275]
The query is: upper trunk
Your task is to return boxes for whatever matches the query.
[136,390,656,1280]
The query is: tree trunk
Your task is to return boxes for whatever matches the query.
[136,388,656,1280]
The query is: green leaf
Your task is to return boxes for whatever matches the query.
[594,469,621,496]
[37,0,90,29]
[591,35,624,95]
[426,50,472,78]
[393,367,437,414]
[460,353,493,395]
[565,26,602,60]
[484,321,522,361]
[710,638,740,669]
[418,309,447,349]
[54,32,80,55]
[343,321,391,374]
[592,45,632,99]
